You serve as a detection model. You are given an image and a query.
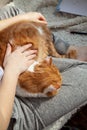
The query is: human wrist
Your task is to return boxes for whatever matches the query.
[4,66,19,78]
[16,13,29,21]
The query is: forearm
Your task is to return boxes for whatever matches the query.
[0,12,47,31]
[0,69,19,130]
[0,14,26,31]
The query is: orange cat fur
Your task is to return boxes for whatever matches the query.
[0,21,62,97]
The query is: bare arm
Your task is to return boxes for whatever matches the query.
[0,44,37,130]
[0,67,19,130]
[0,12,47,31]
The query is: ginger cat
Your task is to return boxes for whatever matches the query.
[0,21,62,97]
[0,21,86,97]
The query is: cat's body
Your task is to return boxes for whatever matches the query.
[0,21,62,97]
[0,21,87,97]
[0,21,61,66]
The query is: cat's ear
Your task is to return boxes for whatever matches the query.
[45,57,52,65]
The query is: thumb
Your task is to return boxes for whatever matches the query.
[5,43,12,56]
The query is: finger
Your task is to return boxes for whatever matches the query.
[27,54,36,60]
[38,14,47,22]
[38,20,47,24]
[39,16,47,21]
[36,18,47,24]
[24,50,37,56]
[5,43,11,56]
[19,44,32,52]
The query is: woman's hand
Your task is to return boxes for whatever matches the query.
[0,12,47,31]
[19,12,47,24]
[3,44,37,76]
[0,44,37,130]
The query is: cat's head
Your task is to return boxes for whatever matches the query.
[17,58,62,97]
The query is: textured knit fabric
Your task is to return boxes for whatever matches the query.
[7,58,87,130]
[0,4,23,19]
[0,0,12,8]
[0,5,87,130]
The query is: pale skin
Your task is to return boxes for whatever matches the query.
[0,12,47,31]
[0,44,37,130]
[0,12,47,130]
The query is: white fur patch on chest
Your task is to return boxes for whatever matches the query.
[37,27,43,35]
[27,61,39,72]
[33,24,44,35]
